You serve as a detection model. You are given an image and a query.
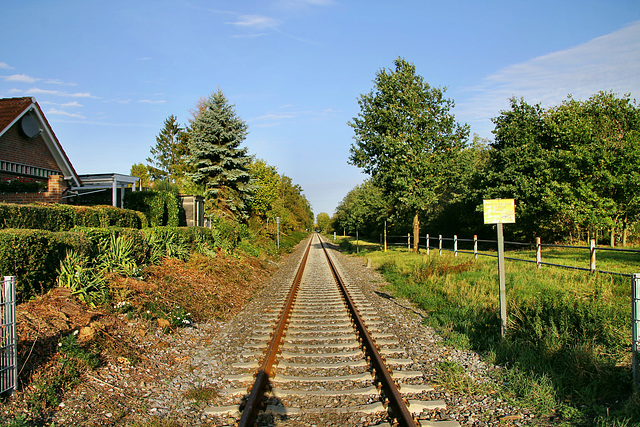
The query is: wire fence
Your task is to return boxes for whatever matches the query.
[384,232,640,386]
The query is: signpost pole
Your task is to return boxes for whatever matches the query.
[497,223,507,338]
[276,217,280,250]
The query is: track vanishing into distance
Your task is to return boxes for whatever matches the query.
[207,234,460,426]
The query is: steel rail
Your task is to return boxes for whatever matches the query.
[320,238,419,427]
[238,235,313,427]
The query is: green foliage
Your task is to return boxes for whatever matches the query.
[0,177,46,193]
[370,248,636,424]
[334,179,388,237]
[248,158,280,217]
[0,203,75,231]
[144,227,191,263]
[349,57,469,246]
[26,333,99,415]
[315,212,331,233]
[0,229,91,302]
[97,234,141,277]
[56,250,108,306]
[480,92,640,242]
[124,190,181,227]
[0,203,144,232]
[147,114,189,183]
[187,90,253,219]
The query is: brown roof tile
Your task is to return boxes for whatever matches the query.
[0,97,34,134]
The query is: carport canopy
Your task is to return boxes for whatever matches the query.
[72,173,139,208]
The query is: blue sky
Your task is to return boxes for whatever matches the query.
[1,1,639,217]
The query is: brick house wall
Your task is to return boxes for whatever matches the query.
[0,174,66,204]
[0,124,62,172]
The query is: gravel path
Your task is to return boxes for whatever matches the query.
[52,236,537,426]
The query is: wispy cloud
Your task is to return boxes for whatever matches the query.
[0,62,13,70]
[9,87,97,98]
[455,20,640,138]
[46,108,86,119]
[40,101,84,108]
[2,74,76,85]
[228,14,280,30]
[3,74,38,83]
[138,99,166,104]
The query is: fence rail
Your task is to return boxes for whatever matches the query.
[383,232,640,387]
[1,276,17,395]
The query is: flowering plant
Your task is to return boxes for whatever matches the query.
[0,176,47,193]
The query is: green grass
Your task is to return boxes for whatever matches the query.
[356,241,639,426]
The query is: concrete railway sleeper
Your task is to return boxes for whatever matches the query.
[207,234,460,427]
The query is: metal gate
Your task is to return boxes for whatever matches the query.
[1,276,17,394]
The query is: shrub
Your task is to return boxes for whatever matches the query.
[124,191,182,227]
[0,229,91,302]
[0,203,76,231]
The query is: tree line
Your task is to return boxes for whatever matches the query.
[330,57,640,247]
[131,90,314,234]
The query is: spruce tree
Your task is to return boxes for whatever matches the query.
[187,90,253,218]
[147,115,188,183]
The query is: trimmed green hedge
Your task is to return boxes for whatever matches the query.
[124,191,182,227]
[0,229,91,302]
[0,203,145,231]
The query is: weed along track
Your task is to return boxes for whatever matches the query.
[206,234,460,427]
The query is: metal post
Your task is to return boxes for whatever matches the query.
[590,239,596,272]
[426,234,430,255]
[497,224,507,338]
[633,274,640,389]
[536,237,541,268]
[112,177,117,207]
[356,225,359,254]
[473,235,478,259]
[2,276,17,393]
[454,235,458,257]
[439,235,442,256]
[276,217,280,250]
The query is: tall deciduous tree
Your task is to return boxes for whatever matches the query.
[316,212,331,233]
[187,90,253,219]
[348,57,469,251]
[147,115,189,183]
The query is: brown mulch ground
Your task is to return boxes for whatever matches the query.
[1,250,275,425]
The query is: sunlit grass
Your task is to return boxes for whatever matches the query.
[344,236,638,425]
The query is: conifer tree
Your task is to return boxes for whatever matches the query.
[147,115,188,183]
[187,90,253,218]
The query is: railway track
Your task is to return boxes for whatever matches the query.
[207,234,460,426]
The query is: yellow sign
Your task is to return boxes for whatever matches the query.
[483,199,516,224]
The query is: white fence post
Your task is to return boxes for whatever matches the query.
[426,234,430,255]
[474,235,478,259]
[454,235,458,257]
[536,237,541,268]
[633,274,640,389]
[407,233,410,250]
[590,239,596,272]
[439,235,442,256]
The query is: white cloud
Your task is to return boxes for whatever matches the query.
[0,62,13,69]
[138,99,166,104]
[39,101,83,108]
[4,74,39,83]
[229,14,279,30]
[455,20,640,138]
[9,87,97,98]
[46,108,86,119]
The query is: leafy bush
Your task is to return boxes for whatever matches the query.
[0,229,91,302]
[124,190,182,227]
[0,203,145,231]
[0,203,75,231]
[57,250,108,307]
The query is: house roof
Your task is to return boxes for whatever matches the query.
[0,97,81,187]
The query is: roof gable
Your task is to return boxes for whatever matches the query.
[0,97,81,187]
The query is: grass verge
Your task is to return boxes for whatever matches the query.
[349,238,639,426]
